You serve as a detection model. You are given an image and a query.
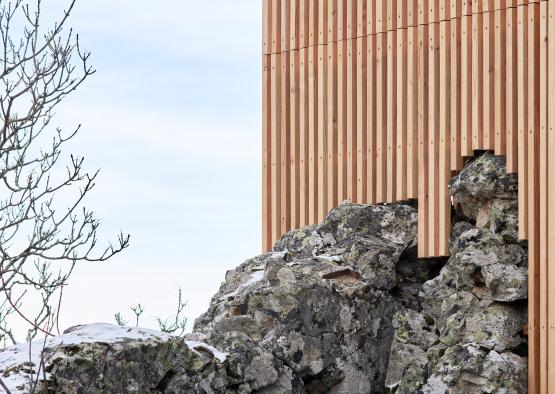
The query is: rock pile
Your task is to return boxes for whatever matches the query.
[0,152,528,393]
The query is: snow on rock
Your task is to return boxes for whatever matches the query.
[0,323,228,393]
[184,341,229,363]
[219,270,265,301]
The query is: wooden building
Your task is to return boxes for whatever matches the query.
[262,1,555,391]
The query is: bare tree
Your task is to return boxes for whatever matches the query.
[0,0,129,346]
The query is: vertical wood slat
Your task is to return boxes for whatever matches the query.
[262,55,272,252]
[472,9,484,150]
[367,33,376,203]
[337,1,347,202]
[317,44,328,222]
[494,8,507,155]
[538,4,548,392]
[451,12,464,171]
[357,35,367,203]
[263,0,271,55]
[346,38,357,201]
[281,0,290,52]
[483,8,494,149]
[528,4,540,393]
[439,19,451,256]
[418,24,429,257]
[270,54,281,247]
[461,14,473,156]
[518,4,529,240]
[299,47,309,227]
[290,50,300,233]
[428,21,440,256]
[547,0,555,391]
[308,46,317,224]
[407,25,419,199]
[396,23,408,201]
[327,33,338,211]
[387,29,397,202]
[376,31,387,202]
[280,51,291,236]
[506,6,519,172]
[272,0,281,53]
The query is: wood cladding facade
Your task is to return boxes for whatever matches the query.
[262,1,554,391]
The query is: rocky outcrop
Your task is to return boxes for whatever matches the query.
[192,203,419,394]
[0,152,528,393]
[385,153,528,394]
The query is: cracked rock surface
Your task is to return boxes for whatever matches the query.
[0,153,528,393]
[386,153,527,394]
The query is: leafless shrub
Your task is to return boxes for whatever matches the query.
[0,0,129,347]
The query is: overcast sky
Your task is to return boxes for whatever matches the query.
[26,0,263,334]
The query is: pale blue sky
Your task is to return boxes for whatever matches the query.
[38,0,263,332]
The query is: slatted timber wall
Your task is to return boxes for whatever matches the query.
[262,1,553,391]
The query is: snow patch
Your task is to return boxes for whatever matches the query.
[268,249,288,260]
[185,341,229,363]
[0,323,171,393]
[219,270,265,301]
[316,255,343,262]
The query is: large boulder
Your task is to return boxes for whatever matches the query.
[193,202,418,393]
[0,324,230,393]
[386,153,528,394]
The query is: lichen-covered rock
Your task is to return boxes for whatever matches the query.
[387,152,528,393]
[0,324,230,393]
[194,202,418,394]
[0,153,529,393]
[449,153,519,242]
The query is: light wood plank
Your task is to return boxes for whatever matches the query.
[280,52,291,236]
[483,8,494,149]
[367,33,377,203]
[290,0,298,50]
[272,0,282,53]
[387,30,397,202]
[347,38,357,201]
[506,7,519,172]
[338,38,348,201]
[299,48,309,227]
[472,10,484,150]
[357,0,367,38]
[494,8,507,155]
[538,3,548,391]
[270,54,282,246]
[317,45,328,221]
[439,20,451,256]
[407,25,419,199]
[290,50,300,231]
[262,55,272,251]
[547,0,555,391]
[299,0,309,49]
[418,24,429,257]
[461,14,473,156]
[357,35,367,203]
[428,22,440,255]
[281,0,291,52]
[397,26,408,201]
[451,13,464,170]
[376,32,387,202]
[309,0,318,47]
[308,47,318,224]
[517,4,529,240]
[263,0,271,55]
[318,0,329,45]
[327,41,338,211]
[527,4,540,391]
